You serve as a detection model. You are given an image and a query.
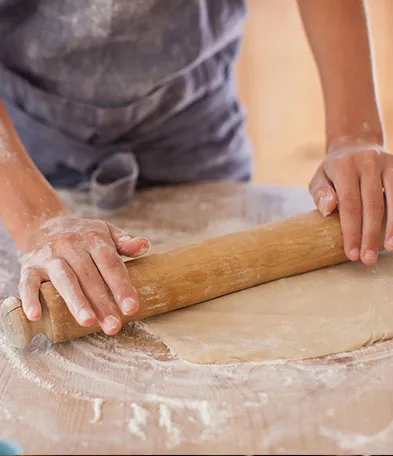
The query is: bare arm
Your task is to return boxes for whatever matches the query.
[298,0,391,265]
[0,99,148,334]
[0,99,68,250]
[298,0,383,147]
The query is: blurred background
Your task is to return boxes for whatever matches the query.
[235,0,393,186]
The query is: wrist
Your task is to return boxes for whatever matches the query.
[327,132,385,155]
[327,116,385,154]
[12,201,70,253]
[326,102,385,154]
[1,168,71,252]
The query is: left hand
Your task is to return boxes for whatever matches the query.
[309,141,393,265]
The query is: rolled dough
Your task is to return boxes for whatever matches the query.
[145,251,393,364]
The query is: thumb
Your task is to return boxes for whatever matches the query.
[309,168,337,217]
[108,225,151,258]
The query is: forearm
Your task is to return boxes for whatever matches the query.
[0,99,69,250]
[297,0,384,150]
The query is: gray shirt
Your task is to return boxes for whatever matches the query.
[0,0,252,206]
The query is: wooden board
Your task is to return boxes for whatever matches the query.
[2,182,393,454]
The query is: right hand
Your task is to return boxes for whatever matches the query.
[18,214,150,336]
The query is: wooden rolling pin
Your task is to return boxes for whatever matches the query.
[1,210,361,348]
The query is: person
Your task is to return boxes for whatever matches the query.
[0,0,390,336]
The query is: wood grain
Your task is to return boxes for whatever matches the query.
[1,182,393,455]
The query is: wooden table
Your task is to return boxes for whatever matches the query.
[1,181,393,455]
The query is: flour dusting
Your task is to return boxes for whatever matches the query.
[158,404,181,449]
[320,419,393,452]
[127,403,149,440]
[0,120,15,163]
[90,398,104,424]
[2,408,12,421]
[1,185,392,454]
[0,333,55,391]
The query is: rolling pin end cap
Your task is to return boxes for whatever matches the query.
[0,296,21,316]
[1,297,35,349]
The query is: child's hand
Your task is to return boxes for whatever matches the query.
[309,141,392,265]
[19,215,150,335]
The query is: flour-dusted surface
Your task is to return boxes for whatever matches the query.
[2,182,393,454]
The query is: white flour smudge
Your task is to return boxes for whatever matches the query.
[320,419,393,452]
[127,403,149,440]
[3,407,13,421]
[89,398,104,424]
[158,403,181,449]
[0,120,15,163]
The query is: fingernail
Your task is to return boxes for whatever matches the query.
[134,245,150,257]
[78,309,94,323]
[103,316,121,332]
[26,308,40,321]
[133,238,151,257]
[318,194,333,217]
[348,248,360,261]
[121,297,138,315]
[363,250,378,263]
[385,237,393,250]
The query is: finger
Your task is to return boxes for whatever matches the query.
[90,243,139,317]
[333,168,362,261]
[359,166,384,265]
[309,168,337,216]
[46,258,99,329]
[63,251,123,335]
[19,267,43,321]
[108,225,150,258]
[383,168,393,251]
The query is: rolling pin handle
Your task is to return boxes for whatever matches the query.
[1,297,46,349]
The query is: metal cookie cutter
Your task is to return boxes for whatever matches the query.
[90,152,139,210]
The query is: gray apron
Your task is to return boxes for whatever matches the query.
[0,0,252,209]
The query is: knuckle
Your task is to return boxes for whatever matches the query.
[93,303,114,320]
[47,258,69,276]
[41,241,58,258]
[85,231,111,249]
[366,199,385,214]
[48,257,66,268]
[115,284,134,302]
[362,237,380,250]
[364,234,380,244]
[363,148,380,160]
[338,195,361,215]
[360,149,381,168]
[341,204,362,218]
[19,267,37,287]
[85,230,102,242]
[49,234,82,257]
[328,153,353,169]
[18,277,28,293]
[99,251,121,269]
[58,232,82,244]
[20,265,34,276]
[88,220,108,233]
[97,220,109,231]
